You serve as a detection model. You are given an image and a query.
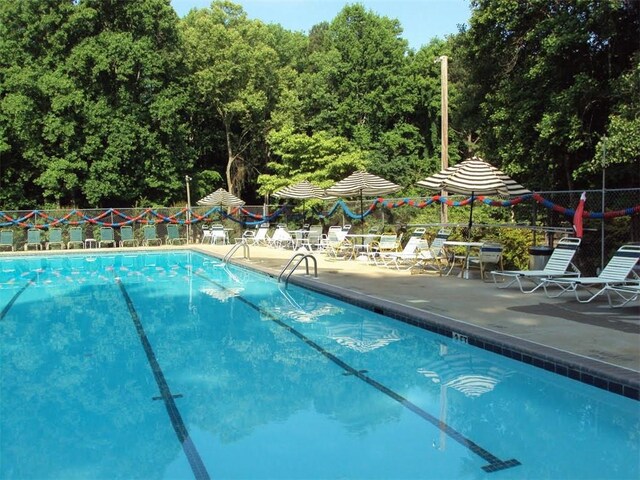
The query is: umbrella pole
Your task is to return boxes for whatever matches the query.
[360,191,365,234]
[467,191,474,239]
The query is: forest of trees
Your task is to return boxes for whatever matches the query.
[1,0,638,210]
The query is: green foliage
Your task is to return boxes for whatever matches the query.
[0,0,636,211]
[458,0,639,191]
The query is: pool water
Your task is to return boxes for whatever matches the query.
[0,251,638,479]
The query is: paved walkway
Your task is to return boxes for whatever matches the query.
[194,243,640,398]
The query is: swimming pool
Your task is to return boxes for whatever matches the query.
[0,251,638,479]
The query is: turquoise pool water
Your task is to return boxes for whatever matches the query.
[0,251,638,479]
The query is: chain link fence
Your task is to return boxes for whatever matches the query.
[1,189,638,275]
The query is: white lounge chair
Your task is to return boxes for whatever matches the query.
[324,230,353,259]
[410,229,451,274]
[541,244,640,302]
[268,225,294,248]
[380,228,427,270]
[491,237,582,292]
[604,283,640,308]
[369,234,400,265]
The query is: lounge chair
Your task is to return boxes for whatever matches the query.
[307,225,323,250]
[491,237,582,292]
[24,228,42,251]
[604,283,640,308]
[0,230,15,251]
[268,225,294,249]
[468,242,504,280]
[98,227,116,248]
[166,224,187,245]
[410,229,451,274]
[142,225,162,246]
[46,227,65,250]
[541,244,640,302]
[67,226,84,249]
[369,234,400,265]
[380,228,427,269]
[324,230,354,259]
[119,225,138,247]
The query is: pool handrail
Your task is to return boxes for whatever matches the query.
[278,252,318,286]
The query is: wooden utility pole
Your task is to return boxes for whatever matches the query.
[438,55,449,224]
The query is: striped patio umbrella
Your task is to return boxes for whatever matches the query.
[326,171,401,230]
[416,157,530,234]
[196,188,245,207]
[273,180,328,200]
[273,180,332,225]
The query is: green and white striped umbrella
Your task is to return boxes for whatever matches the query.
[416,156,530,197]
[273,180,330,200]
[326,171,401,230]
[416,157,530,236]
[326,171,401,197]
[196,188,245,207]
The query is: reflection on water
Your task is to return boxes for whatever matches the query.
[417,343,512,398]
[327,319,402,352]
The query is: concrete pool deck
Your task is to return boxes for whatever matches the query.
[193,243,640,399]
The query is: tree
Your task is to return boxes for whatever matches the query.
[457,0,639,190]
[180,1,282,199]
[0,0,192,208]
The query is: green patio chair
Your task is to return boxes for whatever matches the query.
[24,228,42,251]
[166,224,187,245]
[0,230,15,251]
[67,226,84,249]
[119,225,138,247]
[142,225,162,246]
[98,226,116,248]
[46,227,65,250]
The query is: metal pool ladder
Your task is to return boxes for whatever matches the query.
[278,252,317,286]
[223,241,250,263]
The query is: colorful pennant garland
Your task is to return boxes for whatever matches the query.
[0,194,637,229]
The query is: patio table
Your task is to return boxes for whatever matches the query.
[443,240,483,279]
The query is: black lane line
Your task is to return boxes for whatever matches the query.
[0,274,37,321]
[117,280,211,480]
[194,270,520,473]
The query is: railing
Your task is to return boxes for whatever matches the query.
[278,252,318,286]
[223,241,250,263]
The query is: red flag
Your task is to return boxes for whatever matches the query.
[573,192,586,238]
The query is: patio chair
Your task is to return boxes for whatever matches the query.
[327,225,347,242]
[604,283,640,308]
[268,224,294,249]
[380,228,427,269]
[324,230,354,260]
[468,242,504,280]
[410,229,451,274]
[541,244,640,302]
[142,225,162,246]
[46,227,65,250]
[24,228,42,251]
[119,225,138,247]
[369,234,400,265]
[166,224,187,245]
[491,237,582,292]
[307,225,323,250]
[0,230,15,251]
[98,227,116,248]
[209,224,227,245]
[67,226,84,249]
